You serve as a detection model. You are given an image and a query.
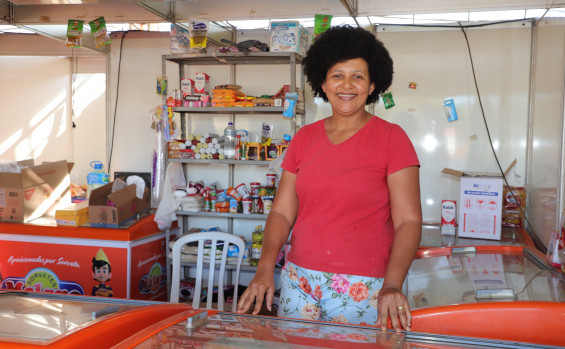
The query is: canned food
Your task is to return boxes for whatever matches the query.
[266,173,276,187]
[242,198,252,214]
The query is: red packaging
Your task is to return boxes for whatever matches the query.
[441,200,457,235]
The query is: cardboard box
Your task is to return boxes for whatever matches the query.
[270,21,309,56]
[0,160,73,223]
[55,201,89,227]
[88,181,150,228]
[88,182,138,228]
[442,168,503,240]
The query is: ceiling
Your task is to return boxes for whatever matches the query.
[1,0,564,52]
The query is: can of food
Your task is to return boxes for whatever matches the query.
[242,198,252,214]
[441,200,457,236]
[250,182,261,196]
[262,196,274,214]
[235,183,251,199]
[266,173,276,187]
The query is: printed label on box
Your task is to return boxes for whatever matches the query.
[458,176,503,240]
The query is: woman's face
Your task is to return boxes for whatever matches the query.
[322,58,375,116]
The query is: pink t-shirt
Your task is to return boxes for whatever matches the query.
[281,117,420,278]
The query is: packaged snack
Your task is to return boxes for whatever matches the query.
[157,76,168,95]
[283,92,298,118]
[261,122,274,145]
[89,17,111,48]
[444,98,458,121]
[313,14,333,42]
[189,19,210,53]
[66,19,84,48]
[170,24,190,54]
[382,92,395,109]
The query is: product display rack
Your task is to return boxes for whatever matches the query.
[162,51,306,138]
[162,51,304,283]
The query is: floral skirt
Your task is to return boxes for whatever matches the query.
[277,261,384,325]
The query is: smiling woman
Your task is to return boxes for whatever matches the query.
[237,25,422,334]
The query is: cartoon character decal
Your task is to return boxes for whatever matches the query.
[92,248,113,297]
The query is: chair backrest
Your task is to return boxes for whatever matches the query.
[170,232,245,312]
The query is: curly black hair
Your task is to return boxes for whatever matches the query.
[302,25,393,105]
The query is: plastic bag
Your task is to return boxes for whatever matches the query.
[154,162,186,230]
[269,147,287,179]
[151,118,167,207]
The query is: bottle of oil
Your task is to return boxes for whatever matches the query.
[250,225,264,266]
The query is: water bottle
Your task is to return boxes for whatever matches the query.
[223,122,236,159]
[87,161,109,198]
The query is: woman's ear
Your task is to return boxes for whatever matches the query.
[370,83,375,95]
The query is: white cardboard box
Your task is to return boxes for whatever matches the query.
[442,168,503,240]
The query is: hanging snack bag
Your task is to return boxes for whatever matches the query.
[313,14,333,42]
[89,17,111,48]
[66,19,84,48]
[170,24,190,54]
[188,19,210,53]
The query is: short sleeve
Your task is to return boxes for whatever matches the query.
[386,125,420,175]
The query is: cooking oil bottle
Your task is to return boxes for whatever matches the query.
[250,225,264,266]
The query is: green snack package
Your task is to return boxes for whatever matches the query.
[89,17,111,48]
[382,92,395,109]
[313,14,333,42]
[66,19,84,48]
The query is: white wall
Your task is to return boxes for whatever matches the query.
[0,45,106,185]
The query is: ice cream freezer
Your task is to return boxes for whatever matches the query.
[0,214,173,301]
[1,288,564,349]
[128,245,565,348]
[1,244,563,348]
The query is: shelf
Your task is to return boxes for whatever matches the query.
[173,106,304,115]
[168,159,271,165]
[164,51,303,65]
[177,211,268,219]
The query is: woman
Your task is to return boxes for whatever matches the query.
[237,25,421,333]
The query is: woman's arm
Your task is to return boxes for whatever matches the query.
[377,165,422,332]
[237,170,299,314]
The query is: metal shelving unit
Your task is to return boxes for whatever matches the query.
[162,51,304,282]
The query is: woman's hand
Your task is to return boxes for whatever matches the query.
[236,270,275,315]
[377,286,412,333]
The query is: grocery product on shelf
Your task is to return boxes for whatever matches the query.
[224,122,236,159]
[250,225,264,266]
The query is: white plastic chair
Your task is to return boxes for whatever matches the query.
[170,232,245,312]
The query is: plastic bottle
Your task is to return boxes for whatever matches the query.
[223,122,236,159]
[250,225,264,266]
[87,161,109,198]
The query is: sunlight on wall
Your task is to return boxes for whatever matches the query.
[0,129,23,157]
[73,74,105,118]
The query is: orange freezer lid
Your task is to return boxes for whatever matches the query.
[0,214,165,241]
[411,301,565,347]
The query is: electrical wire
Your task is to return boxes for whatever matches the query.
[71,54,77,129]
[107,30,129,176]
[457,21,545,251]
